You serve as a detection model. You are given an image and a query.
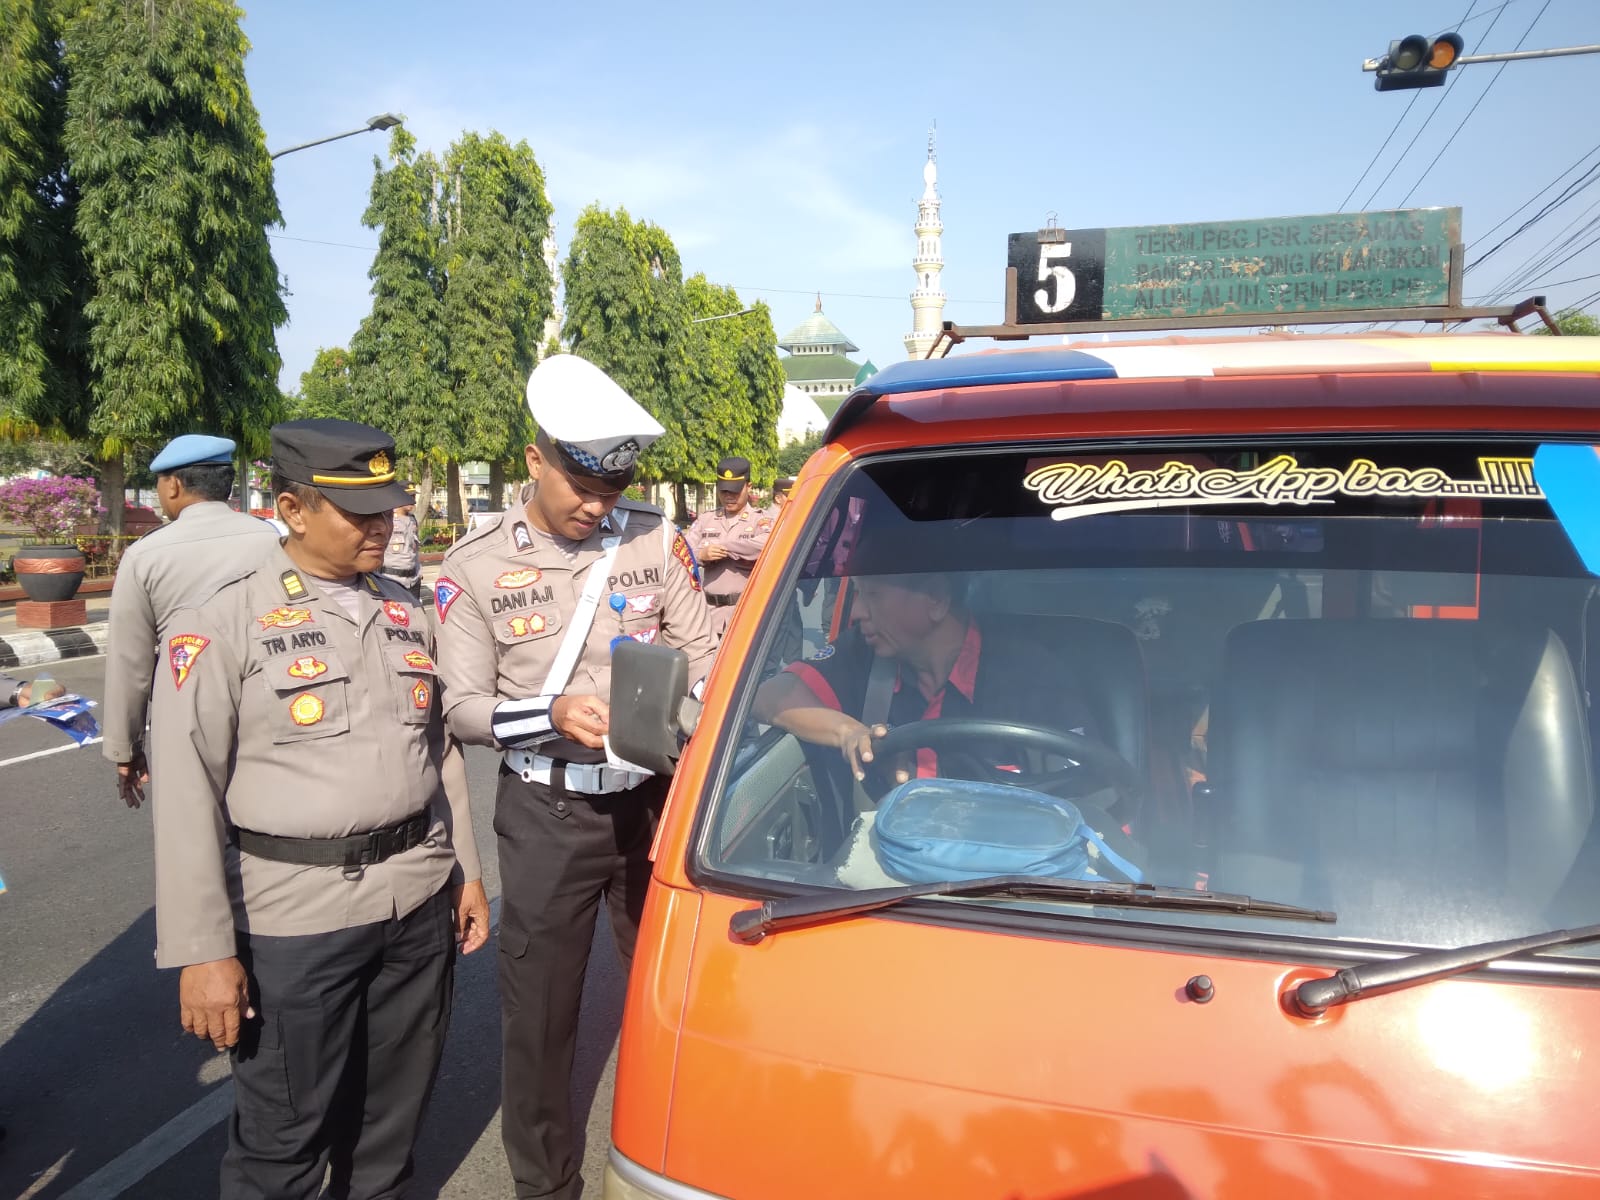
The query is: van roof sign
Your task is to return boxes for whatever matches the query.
[1006,206,1463,327]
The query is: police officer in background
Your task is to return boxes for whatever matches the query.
[149,418,489,1200]
[685,455,774,639]
[434,354,715,1200]
[103,434,278,809]
[382,485,423,599]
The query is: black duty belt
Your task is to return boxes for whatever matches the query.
[233,812,430,868]
[706,593,740,607]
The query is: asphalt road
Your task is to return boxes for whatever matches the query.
[0,654,626,1200]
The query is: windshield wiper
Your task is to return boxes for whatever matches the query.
[1293,922,1600,1016]
[728,874,1335,944]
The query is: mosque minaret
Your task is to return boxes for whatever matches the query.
[904,126,947,360]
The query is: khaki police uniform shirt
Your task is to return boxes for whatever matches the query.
[383,509,421,587]
[102,502,278,764]
[435,495,716,756]
[685,503,773,601]
[148,545,480,969]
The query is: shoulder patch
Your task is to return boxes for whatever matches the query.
[808,643,836,662]
[670,530,702,591]
[434,577,463,621]
[168,634,211,689]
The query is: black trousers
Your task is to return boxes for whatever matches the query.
[494,767,664,1200]
[223,887,455,1200]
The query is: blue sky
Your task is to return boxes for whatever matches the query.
[242,0,1600,392]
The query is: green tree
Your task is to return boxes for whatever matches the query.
[289,346,359,420]
[439,132,553,508]
[683,276,783,483]
[0,0,79,440]
[561,206,694,486]
[1534,308,1600,336]
[776,428,824,477]
[61,0,286,528]
[348,128,452,513]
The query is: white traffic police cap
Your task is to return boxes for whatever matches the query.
[526,354,664,487]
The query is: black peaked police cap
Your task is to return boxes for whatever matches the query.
[271,419,412,515]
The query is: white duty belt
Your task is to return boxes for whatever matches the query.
[503,749,648,794]
[502,509,654,794]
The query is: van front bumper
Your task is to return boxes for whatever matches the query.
[604,1147,733,1200]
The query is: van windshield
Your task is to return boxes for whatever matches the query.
[699,436,1600,956]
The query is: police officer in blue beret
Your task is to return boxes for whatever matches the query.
[103,433,278,808]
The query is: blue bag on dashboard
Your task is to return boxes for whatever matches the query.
[870,777,1143,885]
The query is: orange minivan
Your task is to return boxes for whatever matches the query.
[606,329,1600,1198]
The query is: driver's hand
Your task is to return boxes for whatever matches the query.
[833,718,890,782]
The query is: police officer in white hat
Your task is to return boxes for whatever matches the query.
[103,433,277,809]
[434,354,716,1200]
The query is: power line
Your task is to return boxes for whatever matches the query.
[1467,157,1600,272]
[1337,0,1482,211]
[1361,0,1508,211]
[1338,92,1423,211]
[1466,140,1600,250]
[1483,196,1600,300]
[1395,0,1551,206]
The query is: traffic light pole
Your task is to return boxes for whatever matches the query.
[1364,42,1600,72]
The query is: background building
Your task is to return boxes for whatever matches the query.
[778,299,865,417]
[904,127,947,360]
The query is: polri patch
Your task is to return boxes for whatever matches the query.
[168,633,210,690]
[287,656,327,681]
[495,568,542,589]
[630,627,659,644]
[289,693,325,727]
[434,577,463,621]
[382,600,410,627]
[671,531,702,591]
[411,680,431,710]
[258,607,314,631]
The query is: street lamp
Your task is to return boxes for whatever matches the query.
[269,112,405,160]
[690,308,757,324]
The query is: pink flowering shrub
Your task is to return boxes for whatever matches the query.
[0,475,104,542]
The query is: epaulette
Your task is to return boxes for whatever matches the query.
[442,514,509,562]
[613,496,666,519]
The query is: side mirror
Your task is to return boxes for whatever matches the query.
[610,640,701,775]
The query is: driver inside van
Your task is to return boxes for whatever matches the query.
[752,565,1100,787]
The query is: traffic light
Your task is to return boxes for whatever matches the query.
[1374,32,1464,91]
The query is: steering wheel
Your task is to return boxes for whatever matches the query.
[861,717,1143,809]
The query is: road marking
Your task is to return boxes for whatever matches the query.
[0,736,103,770]
[17,1152,73,1200]
[49,896,504,1196]
[55,1083,234,1200]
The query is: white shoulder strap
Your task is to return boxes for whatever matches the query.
[538,508,629,696]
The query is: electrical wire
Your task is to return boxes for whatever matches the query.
[1395,0,1551,207]
[1467,157,1600,273]
[1360,0,1508,211]
[1466,140,1600,250]
[1336,0,1483,212]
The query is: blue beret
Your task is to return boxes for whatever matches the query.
[150,434,236,473]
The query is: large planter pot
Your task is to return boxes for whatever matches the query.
[12,544,86,602]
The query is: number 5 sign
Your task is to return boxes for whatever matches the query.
[1007,229,1107,324]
